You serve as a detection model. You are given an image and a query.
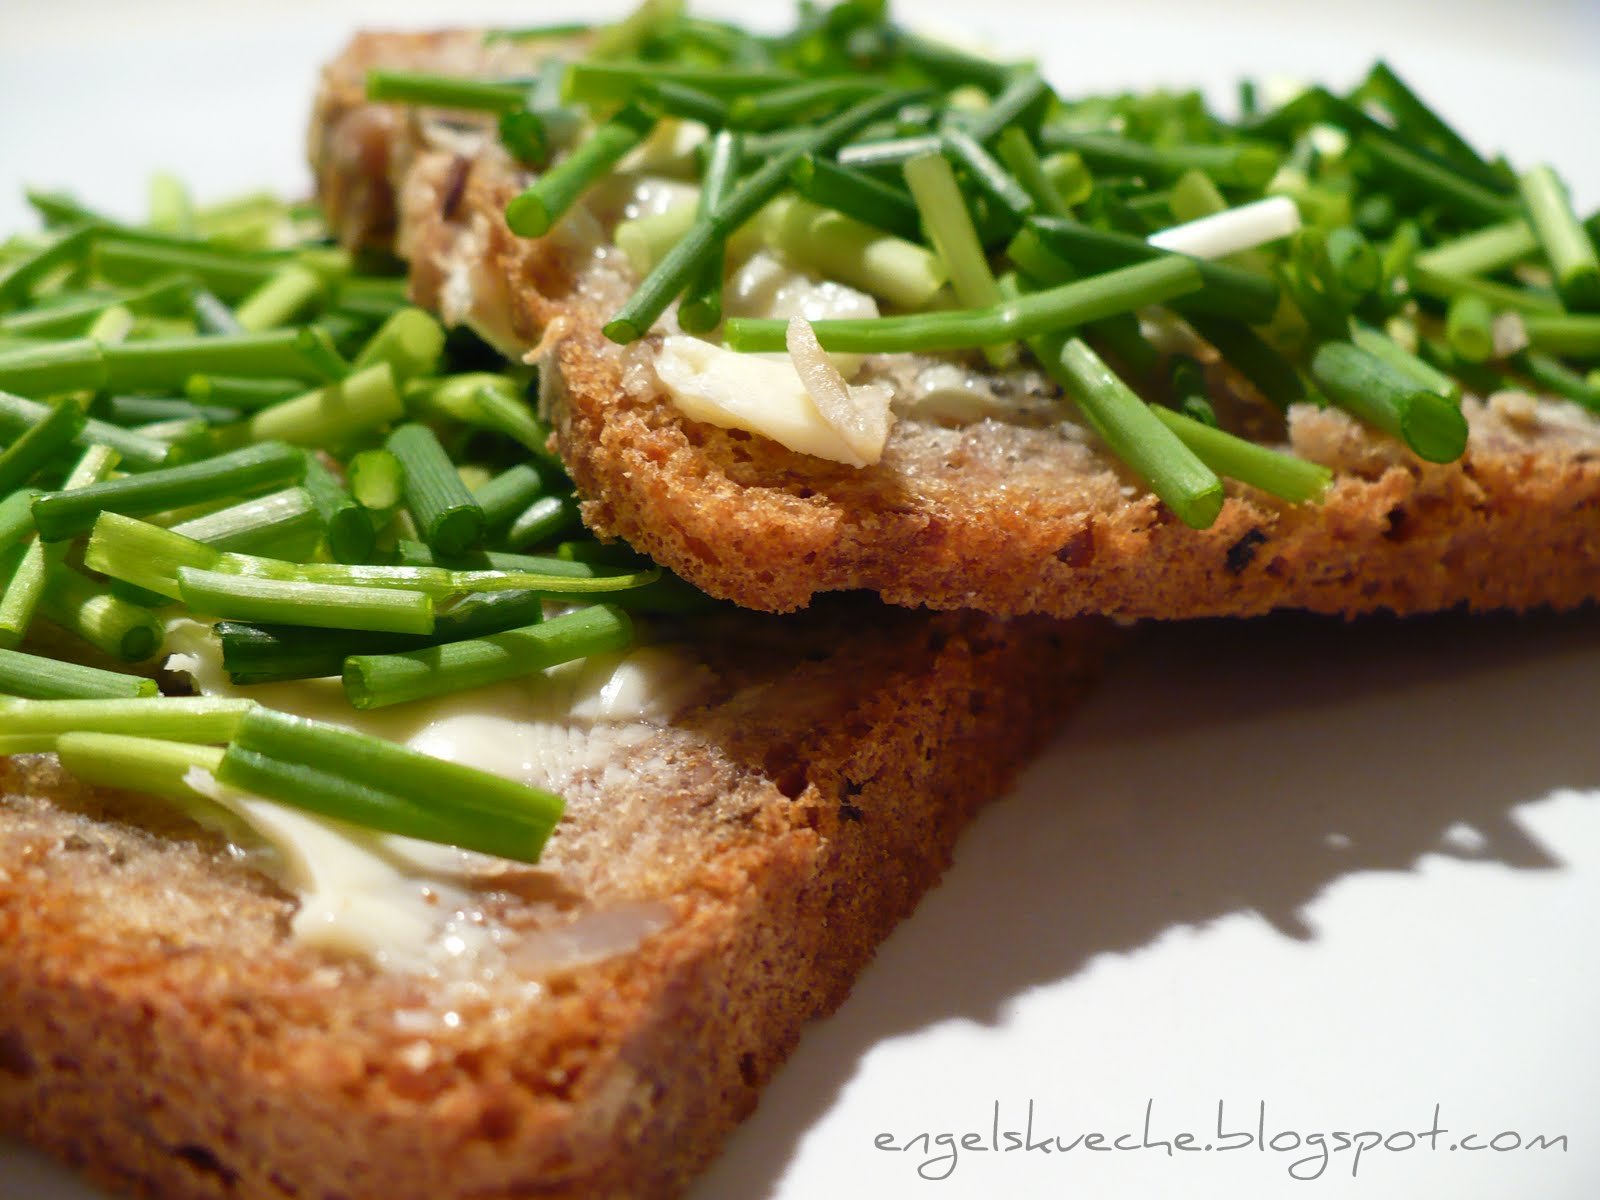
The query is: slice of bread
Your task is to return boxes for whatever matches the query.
[312,31,1600,621]
[0,600,1110,1200]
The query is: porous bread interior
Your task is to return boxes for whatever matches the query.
[313,30,1600,620]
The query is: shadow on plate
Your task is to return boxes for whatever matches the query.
[695,606,1600,1198]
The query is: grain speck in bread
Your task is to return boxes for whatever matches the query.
[311,30,1600,622]
[0,602,1112,1200]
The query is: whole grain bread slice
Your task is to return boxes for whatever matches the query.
[0,600,1110,1200]
[312,30,1600,621]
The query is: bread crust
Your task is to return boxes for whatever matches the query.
[1,603,1112,1200]
[311,31,1600,621]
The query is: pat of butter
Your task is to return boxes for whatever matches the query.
[655,336,891,467]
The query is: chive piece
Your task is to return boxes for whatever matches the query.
[0,695,254,742]
[217,589,550,685]
[0,646,156,700]
[942,128,1035,230]
[605,88,922,343]
[961,69,1052,145]
[1412,218,1538,278]
[1310,341,1468,463]
[1519,314,1600,358]
[32,441,305,542]
[506,103,657,238]
[223,707,566,861]
[504,494,582,551]
[473,463,549,531]
[0,538,46,648]
[1048,338,1224,529]
[1355,134,1518,226]
[1359,62,1498,184]
[1020,216,1280,324]
[789,154,922,240]
[299,457,371,563]
[247,363,403,447]
[892,29,1014,93]
[1040,129,1280,190]
[995,127,1070,219]
[643,81,729,128]
[1348,322,1462,403]
[233,263,324,332]
[365,69,527,113]
[1446,294,1497,363]
[730,78,889,130]
[836,134,945,173]
[38,563,164,662]
[387,423,485,557]
[92,238,281,300]
[177,566,434,636]
[1517,166,1600,311]
[1409,263,1563,317]
[405,373,558,463]
[169,486,325,559]
[148,172,196,236]
[0,338,108,397]
[0,397,86,493]
[101,329,333,389]
[1185,315,1307,409]
[1518,351,1600,413]
[344,604,632,710]
[185,374,304,409]
[0,222,96,310]
[1,274,194,338]
[56,734,235,818]
[724,256,1202,353]
[348,448,404,513]
[904,151,1008,362]
[614,202,698,275]
[679,131,744,334]
[0,488,38,548]
[563,61,801,106]
[351,308,447,381]
[1151,406,1331,504]
[762,196,947,310]
[83,513,221,601]
[105,395,241,427]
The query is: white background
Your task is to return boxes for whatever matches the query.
[2,2,1599,1198]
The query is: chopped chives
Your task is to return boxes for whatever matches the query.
[0,695,255,742]
[679,131,743,334]
[1039,129,1280,190]
[0,338,108,397]
[343,603,632,710]
[1412,218,1537,278]
[38,562,164,661]
[788,154,922,241]
[93,237,281,300]
[1445,293,1496,363]
[247,362,403,447]
[724,256,1201,353]
[1020,216,1280,324]
[1518,351,1600,413]
[365,69,528,112]
[836,134,944,173]
[473,463,549,530]
[298,456,372,563]
[1348,321,1462,402]
[0,645,156,700]
[351,307,446,381]
[1408,263,1563,316]
[505,103,658,238]
[960,69,1052,145]
[762,195,947,310]
[0,487,37,548]
[1355,133,1519,226]
[941,128,1035,232]
[169,485,326,559]
[892,29,1015,93]
[995,126,1071,219]
[1358,61,1499,186]
[177,565,435,635]
[32,440,305,542]
[101,328,335,389]
[405,373,557,463]
[55,733,238,821]
[605,87,922,343]
[184,374,304,409]
[220,706,566,861]
[105,395,241,427]
[148,172,196,236]
[1310,341,1468,462]
[614,202,698,275]
[233,263,324,332]
[562,60,800,105]
[0,221,97,310]
[387,422,485,556]
[82,512,220,601]
[0,390,175,472]
[1051,337,1224,529]
[730,78,888,129]
[1185,314,1307,409]
[1517,166,1600,311]
[904,151,1007,361]
[347,447,404,513]
[0,396,86,493]
[504,494,582,551]
[1518,314,1600,359]
[1151,405,1332,504]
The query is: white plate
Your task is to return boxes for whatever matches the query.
[3,3,1599,1198]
